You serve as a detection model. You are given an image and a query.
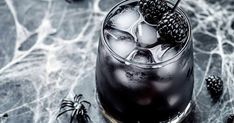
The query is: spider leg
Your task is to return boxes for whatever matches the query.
[61,103,73,107]
[62,99,74,104]
[57,109,74,119]
[80,101,91,108]
[74,94,83,102]
[74,95,78,102]
[84,114,91,122]
[86,114,91,121]
[60,105,74,111]
[60,102,74,110]
[61,102,73,106]
[70,109,78,123]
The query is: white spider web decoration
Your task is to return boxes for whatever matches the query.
[0,0,233,123]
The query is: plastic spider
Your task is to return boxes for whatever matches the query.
[57,94,91,123]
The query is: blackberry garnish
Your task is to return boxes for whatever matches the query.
[206,75,223,101]
[139,0,170,24]
[157,12,189,43]
[227,114,234,123]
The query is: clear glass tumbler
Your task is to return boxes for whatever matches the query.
[96,0,194,122]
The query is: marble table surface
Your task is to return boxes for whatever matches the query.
[0,0,234,123]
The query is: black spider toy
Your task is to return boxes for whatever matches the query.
[57,94,91,123]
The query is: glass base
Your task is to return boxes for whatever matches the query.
[96,94,193,123]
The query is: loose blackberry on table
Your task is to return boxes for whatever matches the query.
[227,114,234,123]
[205,75,223,101]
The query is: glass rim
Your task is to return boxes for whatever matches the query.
[101,0,192,68]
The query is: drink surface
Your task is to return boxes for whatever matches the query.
[103,1,187,65]
[96,0,194,122]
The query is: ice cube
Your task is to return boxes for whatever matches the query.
[114,69,145,89]
[154,44,182,62]
[131,50,155,64]
[153,44,182,77]
[157,62,179,78]
[151,44,170,62]
[136,22,158,48]
[167,94,180,107]
[136,96,152,105]
[109,7,140,31]
[104,28,136,58]
[161,47,178,61]
[152,80,172,92]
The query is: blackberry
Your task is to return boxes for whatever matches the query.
[206,75,223,101]
[139,0,170,24]
[157,12,189,43]
[227,114,234,123]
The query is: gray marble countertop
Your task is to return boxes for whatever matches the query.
[0,0,234,123]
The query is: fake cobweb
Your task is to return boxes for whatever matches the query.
[0,0,233,123]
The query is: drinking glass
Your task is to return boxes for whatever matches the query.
[96,0,194,122]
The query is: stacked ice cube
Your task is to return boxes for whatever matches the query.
[104,5,183,64]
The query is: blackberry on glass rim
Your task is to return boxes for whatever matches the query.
[96,0,194,122]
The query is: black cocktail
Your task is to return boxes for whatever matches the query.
[96,0,194,122]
